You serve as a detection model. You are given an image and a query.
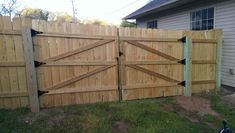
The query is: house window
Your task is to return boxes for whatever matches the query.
[147,20,158,29]
[190,7,214,30]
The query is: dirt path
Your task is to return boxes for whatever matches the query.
[176,96,218,117]
[221,86,235,108]
[173,96,222,130]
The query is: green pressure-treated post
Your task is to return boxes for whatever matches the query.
[216,34,222,91]
[183,37,192,96]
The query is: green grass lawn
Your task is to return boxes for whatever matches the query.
[0,94,234,133]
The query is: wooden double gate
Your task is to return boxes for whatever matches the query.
[28,25,189,109]
[0,18,222,112]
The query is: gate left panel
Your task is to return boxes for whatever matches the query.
[0,17,29,108]
[32,20,118,107]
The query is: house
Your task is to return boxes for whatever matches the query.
[124,0,235,88]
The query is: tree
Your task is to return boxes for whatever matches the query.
[81,19,108,25]
[48,12,74,22]
[120,20,136,28]
[92,19,107,26]
[81,18,93,24]
[20,8,49,21]
[0,0,19,18]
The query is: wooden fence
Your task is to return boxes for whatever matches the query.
[0,16,222,112]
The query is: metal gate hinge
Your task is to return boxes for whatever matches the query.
[178,81,186,87]
[119,52,123,56]
[178,59,186,65]
[31,29,43,37]
[34,61,46,67]
[179,36,186,43]
[38,90,49,96]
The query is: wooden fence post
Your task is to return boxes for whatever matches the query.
[216,33,222,91]
[22,28,40,112]
[183,37,192,96]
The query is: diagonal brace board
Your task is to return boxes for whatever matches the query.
[126,65,180,83]
[125,40,179,61]
[44,65,115,91]
[45,39,114,61]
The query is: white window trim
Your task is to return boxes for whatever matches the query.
[188,6,216,30]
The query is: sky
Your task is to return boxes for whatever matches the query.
[14,0,150,25]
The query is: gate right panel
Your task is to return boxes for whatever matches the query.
[119,28,185,100]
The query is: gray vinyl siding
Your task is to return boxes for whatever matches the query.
[215,0,235,87]
[136,0,235,87]
[136,20,147,28]
[158,12,190,29]
[136,12,190,29]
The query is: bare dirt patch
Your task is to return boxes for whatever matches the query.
[47,113,66,127]
[222,94,235,108]
[24,108,66,126]
[113,120,132,133]
[221,85,235,95]
[47,108,66,127]
[24,109,50,125]
[160,96,221,130]
[106,107,115,118]
[161,102,201,122]
[176,96,218,117]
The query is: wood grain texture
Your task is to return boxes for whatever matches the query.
[45,39,114,61]
[125,40,180,61]
[44,65,115,91]
[0,17,29,109]
[33,22,119,107]
[184,29,221,93]
[119,28,184,100]
[183,37,192,96]
[126,65,180,83]
[22,28,40,112]
[215,30,222,91]
[0,17,222,109]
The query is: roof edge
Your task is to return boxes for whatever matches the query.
[124,0,192,19]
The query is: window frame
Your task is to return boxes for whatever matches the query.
[190,7,215,31]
